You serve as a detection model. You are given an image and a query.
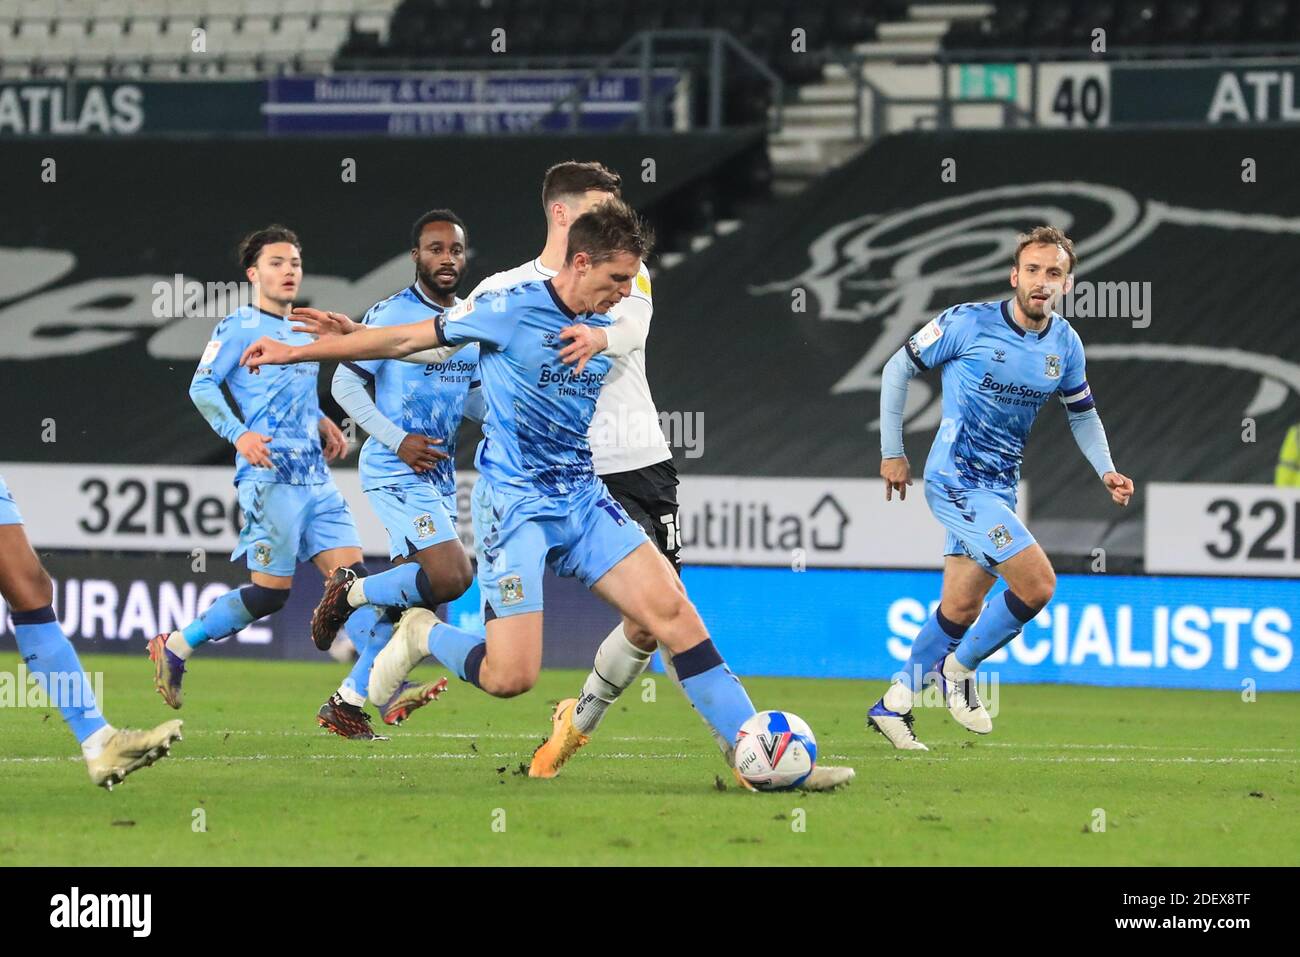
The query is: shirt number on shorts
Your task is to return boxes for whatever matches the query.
[659,513,683,551]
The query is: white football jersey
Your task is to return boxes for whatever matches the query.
[467,257,671,476]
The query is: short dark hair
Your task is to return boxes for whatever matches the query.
[1014,225,1077,272]
[542,160,622,210]
[238,224,300,271]
[565,198,653,266]
[410,208,467,249]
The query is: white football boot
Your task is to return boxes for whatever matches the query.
[940,653,993,734]
[800,765,856,790]
[86,720,184,790]
[367,607,435,707]
[866,680,929,751]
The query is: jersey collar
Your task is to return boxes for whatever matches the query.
[256,305,288,322]
[1001,299,1053,339]
[410,283,447,311]
[533,257,558,278]
[544,279,577,319]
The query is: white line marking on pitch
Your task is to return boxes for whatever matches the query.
[184,729,691,742]
[176,731,1300,754]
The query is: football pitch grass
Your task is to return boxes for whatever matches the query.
[1,654,1296,866]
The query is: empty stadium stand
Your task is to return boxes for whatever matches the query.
[943,0,1300,54]
[0,0,402,77]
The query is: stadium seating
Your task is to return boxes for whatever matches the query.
[11,0,1298,84]
[0,0,404,76]
[0,0,888,81]
[941,0,1300,54]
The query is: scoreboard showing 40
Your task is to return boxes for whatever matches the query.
[1037,63,1111,127]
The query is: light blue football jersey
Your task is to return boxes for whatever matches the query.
[345,285,480,496]
[190,305,330,486]
[435,279,612,496]
[906,299,1094,489]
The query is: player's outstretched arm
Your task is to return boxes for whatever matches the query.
[397,341,470,365]
[240,318,441,370]
[879,347,918,501]
[290,307,360,337]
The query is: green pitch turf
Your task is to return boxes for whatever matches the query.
[1,654,1296,866]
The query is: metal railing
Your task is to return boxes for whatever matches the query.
[536,29,785,134]
[815,47,1032,144]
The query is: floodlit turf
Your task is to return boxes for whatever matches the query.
[1,654,1296,866]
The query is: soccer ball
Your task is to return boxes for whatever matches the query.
[734,710,818,791]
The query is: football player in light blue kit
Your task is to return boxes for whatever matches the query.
[148,225,380,736]
[868,226,1135,750]
[314,209,486,728]
[241,201,764,780]
[1,475,183,788]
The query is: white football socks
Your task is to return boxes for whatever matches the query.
[164,630,194,661]
[367,608,434,705]
[80,724,116,760]
[943,653,976,682]
[571,624,652,734]
[883,679,914,714]
[346,579,368,608]
[337,685,367,708]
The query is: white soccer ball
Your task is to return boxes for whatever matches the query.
[734,710,817,791]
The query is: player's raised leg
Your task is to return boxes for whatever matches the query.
[366,488,547,709]
[868,554,995,750]
[149,569,291,709]
[348,495,468,726]
[1,498,181,789]
[940,543,1055,732]
[314,537,470,651]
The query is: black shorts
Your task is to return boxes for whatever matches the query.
[600,459,681,575]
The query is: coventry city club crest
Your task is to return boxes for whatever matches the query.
[253,543,272,567]
[499,574,524,606]
[1045,354,1061,378]
[988,525,1014,550]
[413,513,435,539]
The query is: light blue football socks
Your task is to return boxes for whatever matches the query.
[673,639,756,745]
[12,606,107,743]
[954,590,1041,670]
[899,608,969,691]
[339,605,393,704]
